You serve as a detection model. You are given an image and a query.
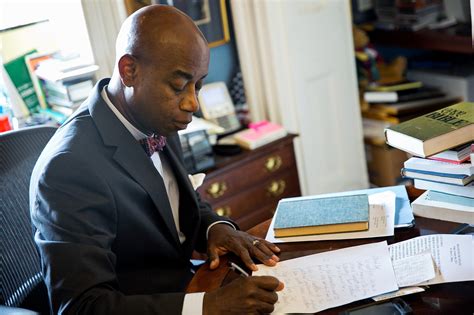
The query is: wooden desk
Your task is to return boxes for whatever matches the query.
[187,217,474,314]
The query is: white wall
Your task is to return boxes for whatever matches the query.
[0,0,93,63]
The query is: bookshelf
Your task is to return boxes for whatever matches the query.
[368,23,472,54]
[360,18,473,187]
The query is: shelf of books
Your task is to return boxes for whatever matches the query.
[385,102,473,224]
[361,79,463,187]
[354,0,473,187]
[1,50,98,130]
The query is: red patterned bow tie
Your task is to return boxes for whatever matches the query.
[139,135,167,157]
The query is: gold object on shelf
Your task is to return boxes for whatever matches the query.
[207,181,227,198]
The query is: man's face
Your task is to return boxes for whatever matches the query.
[130,37,210,136]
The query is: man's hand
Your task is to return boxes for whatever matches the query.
[207,224,280,271]
[203,276,284,315]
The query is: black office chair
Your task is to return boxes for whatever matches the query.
[0,125,57,314]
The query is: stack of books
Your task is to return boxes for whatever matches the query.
[35,57,98,117]
[385,101,474,224]
[374,0,442,31]
[41,79,94,114]
[361,80,460,187]
[362,80,459,145]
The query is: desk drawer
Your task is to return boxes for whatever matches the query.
[198,146,297,202]
[210,169,301,230]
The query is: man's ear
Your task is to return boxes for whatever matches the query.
[118,54,137,87]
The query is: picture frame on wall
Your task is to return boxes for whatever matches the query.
[125,0,230,48]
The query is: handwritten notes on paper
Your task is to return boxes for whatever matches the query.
[253,241,398,314]
[389,234,474,285]
[265,191,396,243]
[392,251,435,287]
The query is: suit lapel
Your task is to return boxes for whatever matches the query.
[88,79,180,247]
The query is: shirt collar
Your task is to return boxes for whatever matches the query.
[101,85,147,141]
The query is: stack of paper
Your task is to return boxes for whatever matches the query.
[254,241,398,314]
[255,234,474,313]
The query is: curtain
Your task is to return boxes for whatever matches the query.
[81,0,128,79]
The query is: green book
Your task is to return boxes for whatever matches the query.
[385,102,473,157]
[4,50,41,114]
[273,194,369,237]
[368,81,423,92]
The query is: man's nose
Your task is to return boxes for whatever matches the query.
[181,90,199,113]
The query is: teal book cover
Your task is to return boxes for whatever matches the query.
[274,194,369,229]
[277,185,414,228]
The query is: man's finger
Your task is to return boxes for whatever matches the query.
[252,241,280,263]
[234,244,257,271]
[251,275,281,291]
[261,239,281,253]
[255,289,278,305]
[257,301,276,314]
[251,247,278,266]
[207,247,220,269]
[276,281,285,291]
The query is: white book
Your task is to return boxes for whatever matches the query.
[404,157,474,176]
[414,179,474,198]
[364,91,398,103]
[411,191,474,224]
[428,143,473,164]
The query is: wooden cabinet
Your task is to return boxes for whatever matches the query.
[197,134,301,230]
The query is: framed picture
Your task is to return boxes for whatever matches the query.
[125,0,230,48]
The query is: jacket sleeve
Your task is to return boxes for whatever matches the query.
[166,134,239,253]
[31,151,185,314]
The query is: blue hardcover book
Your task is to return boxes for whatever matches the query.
[403,168,470,179]
[273,194,369,237]
[402,168,474,186]
[277,185,415,228]
[427,191,474,208]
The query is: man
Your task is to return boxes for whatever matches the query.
[30,5,283,315]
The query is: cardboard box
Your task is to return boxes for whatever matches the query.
[365,142,409,187]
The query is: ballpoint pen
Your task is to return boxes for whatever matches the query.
[229,262,250,277]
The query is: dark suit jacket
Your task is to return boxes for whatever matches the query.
[30,79,225,314]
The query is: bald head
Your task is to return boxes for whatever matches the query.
[115,5,206,62]
[107,4,210,137]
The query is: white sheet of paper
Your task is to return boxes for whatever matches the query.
[253,241,399,314]
[265,191,396,243]
[392,251,435,287]
[372,286,425,302]
[389,234,474,285]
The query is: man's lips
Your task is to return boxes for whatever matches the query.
[174,120,191,129]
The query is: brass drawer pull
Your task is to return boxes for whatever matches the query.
[207,181,227,198]
[267,180,286,197]
[216,206,232,217]
[264,155,282,172]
